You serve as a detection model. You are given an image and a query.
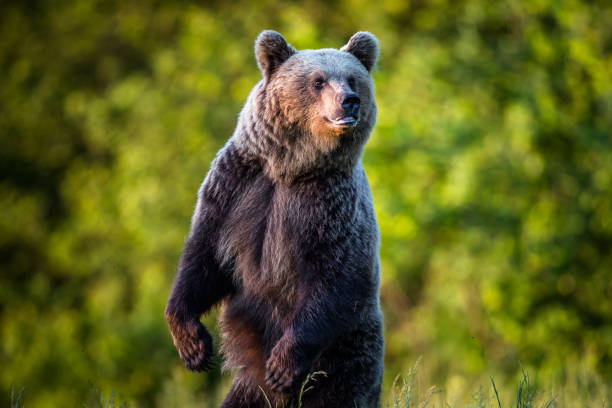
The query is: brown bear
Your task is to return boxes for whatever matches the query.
[165,30,383,407]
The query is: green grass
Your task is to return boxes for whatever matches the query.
[85,390,129,408]
[387,360,559,408]
[10,386,25,408]
[9,387,130,408]
[7,364,610,408]
[259,371,328,408]
[389,357,441,407]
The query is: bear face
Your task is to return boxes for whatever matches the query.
[269,50,375,148]
[240,31,380,181]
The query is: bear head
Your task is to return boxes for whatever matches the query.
[237,30,379,181]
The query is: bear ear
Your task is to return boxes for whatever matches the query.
[340,31,379,72]
[255,30,297,80]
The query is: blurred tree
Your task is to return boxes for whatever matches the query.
[0,0,610,406]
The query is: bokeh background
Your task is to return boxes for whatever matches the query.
[1,0,611,406]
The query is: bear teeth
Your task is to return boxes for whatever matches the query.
[333,117,357,126]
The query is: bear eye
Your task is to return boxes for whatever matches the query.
[348,77,356,89]
[313,78,325,90]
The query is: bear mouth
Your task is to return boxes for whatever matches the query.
[327,116,358,128]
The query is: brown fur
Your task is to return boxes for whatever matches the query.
[166,31,384,407]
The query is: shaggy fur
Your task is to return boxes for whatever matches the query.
[166,30,384,407]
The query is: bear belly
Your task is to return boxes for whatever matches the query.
[218,293,283,377]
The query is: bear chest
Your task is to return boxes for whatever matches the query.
[218,176,308,295]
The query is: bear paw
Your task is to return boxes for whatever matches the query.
[170,319,214,372]
[264,339,307,393]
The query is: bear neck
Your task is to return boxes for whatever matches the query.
[232,82,368,184]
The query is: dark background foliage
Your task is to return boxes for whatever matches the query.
[1,0,611,406]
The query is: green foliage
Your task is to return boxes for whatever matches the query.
[1,0,611,406]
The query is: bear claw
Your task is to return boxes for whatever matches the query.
[264,342,306,393]
[170,319,215,372]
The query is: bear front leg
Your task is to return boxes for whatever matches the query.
[264,274,368,393]
[166,142,260,371]
[264,329,311,393]
[165,186,235,371]
[264,294,338,392]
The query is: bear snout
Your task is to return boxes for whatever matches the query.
[326,92,360,128]
[341,93,360,118]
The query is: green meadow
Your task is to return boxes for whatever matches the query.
[1,0,610,406]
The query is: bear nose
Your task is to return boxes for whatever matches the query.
[341,93,360,117]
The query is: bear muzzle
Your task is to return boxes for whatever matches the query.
[327,92,360,129]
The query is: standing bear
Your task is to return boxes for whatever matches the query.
[165,30,384,407]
